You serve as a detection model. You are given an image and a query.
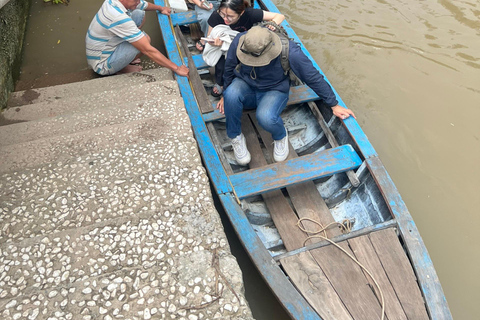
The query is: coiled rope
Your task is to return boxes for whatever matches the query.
[297,217,385,320]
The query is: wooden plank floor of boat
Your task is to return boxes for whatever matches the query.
[240,113,429,320]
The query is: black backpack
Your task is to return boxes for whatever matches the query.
[236,22,298,81]
[259,21,292,76]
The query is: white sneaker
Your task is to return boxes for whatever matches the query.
[231,133,251,166]
[274,131,289,162]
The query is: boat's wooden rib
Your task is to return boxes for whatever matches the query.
[229,144,362,199]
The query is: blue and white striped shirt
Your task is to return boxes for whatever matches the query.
[86,0,148,75]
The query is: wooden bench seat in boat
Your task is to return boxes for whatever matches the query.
[203,84,319,122]
[229,144,361,199]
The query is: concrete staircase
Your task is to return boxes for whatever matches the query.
[0,69,253,320]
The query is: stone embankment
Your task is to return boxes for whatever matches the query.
[0,68,254,320]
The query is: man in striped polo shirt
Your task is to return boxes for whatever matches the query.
[86,0,188,77]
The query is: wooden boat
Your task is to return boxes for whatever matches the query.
[155,0,452,319]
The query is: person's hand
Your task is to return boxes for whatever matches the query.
[266,24,277,31]
[160,7,171,16]
[212,37,223,47]
[216,97,224,114]
[174,65,189,78]
[332,105,356,120]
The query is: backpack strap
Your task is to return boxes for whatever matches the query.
[279,35,290,75]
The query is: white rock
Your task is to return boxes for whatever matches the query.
[48,290,58,298]
[82,288,92,294]
[5,299,17,308]
[144,308,151,320]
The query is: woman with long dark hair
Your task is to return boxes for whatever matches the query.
[203,0,284,96]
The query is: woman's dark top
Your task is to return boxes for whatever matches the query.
[208,7,264,33]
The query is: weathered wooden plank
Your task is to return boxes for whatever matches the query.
[366,156,451,319]
[203,84,319,121]
[171,11,198,26]
[242,115,307,251]
[309,243,384,319]
[175,25,214,114]
[229,145,362,199]
[348,232,408,320]
[369,228,430,320]
[281,252,353,320]
[219,194,322,320]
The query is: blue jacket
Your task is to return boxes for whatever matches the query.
[223,32,339,108]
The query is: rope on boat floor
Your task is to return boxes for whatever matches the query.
[297,217,386,320]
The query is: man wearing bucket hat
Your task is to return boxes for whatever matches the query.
[218,26,355,165]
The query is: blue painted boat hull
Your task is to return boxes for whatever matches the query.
[154,0,452,319]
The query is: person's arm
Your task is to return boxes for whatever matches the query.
[144,1,171,15]
[289,42,356,119]
[262,11,284,26]
[216,34,241,112]
[131,36,189,77]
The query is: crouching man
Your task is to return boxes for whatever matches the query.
[217,26,355,165]
[86,0,188,77]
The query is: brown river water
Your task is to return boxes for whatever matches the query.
[16,0,480,319]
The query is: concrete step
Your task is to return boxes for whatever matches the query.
[0,94,182,147]
[0,134,203,243]
[0,111,192,174]
[0,179,229,303]
[1,80,179,122]
[0,247,250,320]
[7,68,173,108]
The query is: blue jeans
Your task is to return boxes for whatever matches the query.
[195,1,221,36]
[107,10,145,74]
[224,78,289,140]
